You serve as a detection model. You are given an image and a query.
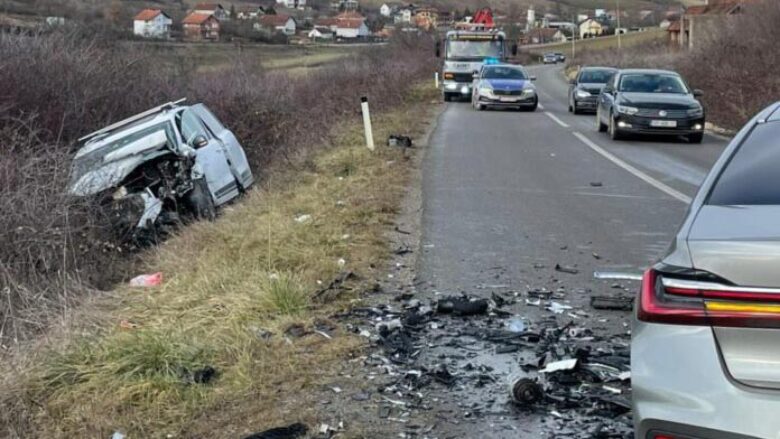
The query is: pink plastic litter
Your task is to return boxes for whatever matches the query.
[129,272,163,287]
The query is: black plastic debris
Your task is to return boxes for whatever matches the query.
[589,181,603,187]
[554,264,579,275]
[242,423,308,439]
[388,134,413,148]
[192,366,217,384]
[284,323,308,338]
[428,363,456,386]
[436,296,489,316]
[313,271,358,301]
[591,296,634,311]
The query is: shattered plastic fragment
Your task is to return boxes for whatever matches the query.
[540,359,578,373]
[128,272,162,287]
[546,301,573,314]
[242,423,308,439]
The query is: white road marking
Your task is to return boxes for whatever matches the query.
[544,111,570,128]
[572,132,692,204]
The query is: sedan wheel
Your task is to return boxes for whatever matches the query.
[597,109,608,132]
[609,114,623,140]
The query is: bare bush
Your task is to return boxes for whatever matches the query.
[0,28,436,347]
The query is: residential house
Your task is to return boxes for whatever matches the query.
[335,17,369,38]
[331,0,359,11]
[414,7,438,30]
[45,16,66,26]
[670,0,759,48]
[236,6,265,19]
[394,6,414,24]
[276,0,307,10]
[524,27,566,44]
[256,14,297,35]
[193,3,228,21]
[579,18,604,38]
[134,9,173,39]
[182,13,220,41]
[308,26,334,40]
[380,3,392,17]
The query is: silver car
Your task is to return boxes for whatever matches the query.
[68,99,253,240]
[634,102,780,439]
[471,64,538,112]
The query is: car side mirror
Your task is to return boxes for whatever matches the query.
[472,73,479,79]
[190,134,209,149]
[435,41,441,58]
[530,75,537,81]
[511,43,518,56]
[693,89,704,97]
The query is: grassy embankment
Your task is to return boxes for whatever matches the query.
[1,84,438,438]
[524,28,666,60]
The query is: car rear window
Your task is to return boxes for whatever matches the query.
[708,123,780,205]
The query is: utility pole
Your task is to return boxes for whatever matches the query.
[616,0,622,50]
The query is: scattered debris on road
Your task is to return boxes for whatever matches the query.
[387,134,413,148]
[591,295,635,311]
[242,423,308,439]
[554,263,579,275]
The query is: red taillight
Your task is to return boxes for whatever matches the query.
[638,268,780,328]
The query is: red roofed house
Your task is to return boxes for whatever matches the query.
[182,13,221,41]
[335,17,369,38]
[670,0,759,48]
[194,3,229,20]
[255,14,297,35]
[133,9,172,39]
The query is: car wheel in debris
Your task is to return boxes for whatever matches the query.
[187,178,216,221]
[609,114,623,140]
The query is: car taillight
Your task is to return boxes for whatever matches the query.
[639,268,780,328]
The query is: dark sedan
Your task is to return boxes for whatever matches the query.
[596,69,705,143]
[568,66,617,114]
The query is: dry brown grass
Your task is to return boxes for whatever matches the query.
[0,84,439,439]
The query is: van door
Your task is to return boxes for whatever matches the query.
[179,108,238,205]
[191,104,254,189]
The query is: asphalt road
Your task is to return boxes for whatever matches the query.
[413,64,731,437]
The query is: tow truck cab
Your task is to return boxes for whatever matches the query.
[438,30,516,101]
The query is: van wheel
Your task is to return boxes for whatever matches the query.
[187,178,216,221]
[688,132,704,144]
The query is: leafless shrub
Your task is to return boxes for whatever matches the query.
[0,28,436,348]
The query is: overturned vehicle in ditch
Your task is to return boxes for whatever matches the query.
[68,99,254,242]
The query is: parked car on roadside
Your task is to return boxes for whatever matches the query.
[596,69,705,143]
[542,53,558,64]
[568,66,617,114]
[68,99,253,242]
[633,101,780,439]
[554,52,566,62]
[471,64,538,112]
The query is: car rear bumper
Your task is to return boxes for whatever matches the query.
[615,115,705,136]
[633,321,780,439]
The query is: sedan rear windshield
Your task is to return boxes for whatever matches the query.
[619,73,688,94]
[483,67,527,80]
[708,123,780,205]
[579,70,614,84]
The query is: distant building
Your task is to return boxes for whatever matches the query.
[671,0,759,48]
[276,0,307,10]
[579,18,604,38]
[256,14,297,35]
[45,16,66,27]
[236,6,265,19]
[193,3,228,21]
[394,7,414,24]
[134,9,172,39]
[331,0,359,12]
[414,7,438,30]
[308,26,334,40]
[524,27,566,44]
[335,18,369,38]
[380,4,392,17]
[182,13,220,41]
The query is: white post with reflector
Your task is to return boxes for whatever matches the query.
[435,72,439,89]
[361,96,375,151]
